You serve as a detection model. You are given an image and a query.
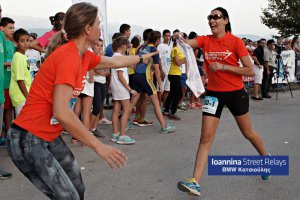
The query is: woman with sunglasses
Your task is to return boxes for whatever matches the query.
[177,7,269,196]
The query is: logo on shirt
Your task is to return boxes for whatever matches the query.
[205,51,232,61]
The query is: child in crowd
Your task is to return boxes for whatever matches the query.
[111,36,138,144]
[157,29,172,111]
[0,17,15,144]
[9,29,31,117]
[132,31,175,133]
[72,68,96,144]
[26,33,41,79]
[90,38,111,137]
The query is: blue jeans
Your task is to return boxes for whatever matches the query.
[6,124,85,200]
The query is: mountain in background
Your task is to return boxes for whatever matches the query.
[10,15,273,43]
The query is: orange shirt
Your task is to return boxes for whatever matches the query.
[14,41,101,141]
[195,32,249,92]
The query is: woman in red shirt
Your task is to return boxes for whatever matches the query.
[6,3,156,199]
[177,7,269,196]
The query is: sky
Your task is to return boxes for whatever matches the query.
[1,0,277,37]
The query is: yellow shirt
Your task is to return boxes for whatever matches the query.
[169,46,184,75]
[9,52,32,106]
[128,48,136,75]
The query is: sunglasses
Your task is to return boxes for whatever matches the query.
[207,14,225,21]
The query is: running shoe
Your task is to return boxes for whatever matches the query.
[177,178,201,196]
[110,133,120,142]
[168,114,181,120]
[133,118,139,125]
[0,167,12,180]
[160,123,175,134]
[98,117,112,125]
[125,123,135,130]
[177,104,187,112]
[137,120,154,127]
[92,129,105,138]
[261,154,272,180]
[117,135,136,145]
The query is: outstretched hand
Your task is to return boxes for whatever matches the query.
[173,32,187,43]
[142,51,158,64]
[96,144,127,169]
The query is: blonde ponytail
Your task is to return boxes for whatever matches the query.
[45,31,68,58]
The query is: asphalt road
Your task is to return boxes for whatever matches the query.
[1,89,299,200]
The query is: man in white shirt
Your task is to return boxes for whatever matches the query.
[157,29,171,108]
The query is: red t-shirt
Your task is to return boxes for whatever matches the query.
[14,41,101,141]
[195,32,249,92]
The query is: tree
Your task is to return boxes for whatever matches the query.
[261,0,300,37]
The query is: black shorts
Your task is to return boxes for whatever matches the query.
[202,88,249,118]
[133,73,157,96]
[129,74,135,89]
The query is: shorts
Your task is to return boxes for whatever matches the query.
[133,73,157,96]
[81,81,94,97]
[162,76,170,92]
[181,73,187,88]
[202,88,249,118]
[198,65,205,76]
[254,65,264,84]
[4,89,12,109]
[129,74,135,89]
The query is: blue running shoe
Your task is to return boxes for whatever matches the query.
[177,178,201,196]
[110,133,120,142]
[117,135,136,145]
[160,123,175,134]
[261,153,272,180]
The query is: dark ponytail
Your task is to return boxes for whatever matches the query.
[213,7,232,33]
[49,12,65,31]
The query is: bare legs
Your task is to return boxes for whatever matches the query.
[193,113,268,184]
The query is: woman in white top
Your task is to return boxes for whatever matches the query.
[110,36,139,145]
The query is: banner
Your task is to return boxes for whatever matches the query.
[272,50,296,84]
[72,0,108,48]
[208,155,289,176]
[177,40,205,98]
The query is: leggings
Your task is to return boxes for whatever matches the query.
[91,82,106,116]
[164,75,183,114]
[7,124,85,200]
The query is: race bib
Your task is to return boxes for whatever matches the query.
[6,59,12,71]
[50,98,78,125]
[202,96,219,115]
